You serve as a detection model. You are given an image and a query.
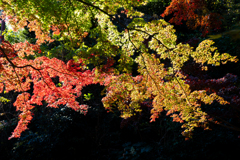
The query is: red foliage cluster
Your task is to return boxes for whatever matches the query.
[13,41,42,57]
[0,41,17,58]
[161,0,223,36]
[66,59,86,72]
[0,42,105,139]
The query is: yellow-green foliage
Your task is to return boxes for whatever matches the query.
[0,96,10,104]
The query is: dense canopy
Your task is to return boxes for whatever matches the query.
[0,0,239,142]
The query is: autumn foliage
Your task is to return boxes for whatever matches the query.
[0,0,239,141]
[0,42,100,139]
[161,0,223,36]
